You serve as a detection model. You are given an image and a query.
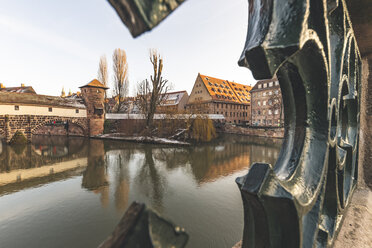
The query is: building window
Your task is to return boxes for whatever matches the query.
[258,101,261,106]
[275,81,279,86]
[263,92,266,96]
[268,110,272,115]
[275,90,279,94]
[275,109,279,115]
[14,105,19,110]
[269,82,273,87]
[76,109,79,113]
[48,107,53,112]
[258,84,262,89]
[269,91,272,95]
[263,101,266,106]
[263,83,267,88]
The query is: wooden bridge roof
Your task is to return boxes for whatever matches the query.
[0,91,86,109]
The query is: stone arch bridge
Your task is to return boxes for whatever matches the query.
[0,115,88,143]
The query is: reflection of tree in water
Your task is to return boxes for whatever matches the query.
[154,148,189,170]
[134,146,166,212]
[114,152,130,213]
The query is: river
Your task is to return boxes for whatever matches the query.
[0,135,282,248]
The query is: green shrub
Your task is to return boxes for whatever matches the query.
[9,131,28,145]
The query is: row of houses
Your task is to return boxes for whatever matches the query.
[1,73,282,128]
[110,73,281,127]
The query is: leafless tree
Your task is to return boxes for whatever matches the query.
[136,49,170,127]
[98,55,108,88]
[113,48,129,113]
[97,55,110,112]
[268,92,283,126]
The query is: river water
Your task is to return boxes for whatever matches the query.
[0,135,282,248]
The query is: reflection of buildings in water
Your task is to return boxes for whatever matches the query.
[249,145,279,167]
[0,158,87,195]
[0,136,87,173]
[81,140,131,212]
[0,136,89,196]
[151,140,281,185]
[189,143,251,184]
[82,140,109,207]
[34,145,68,157]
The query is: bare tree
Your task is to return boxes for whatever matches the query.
[98,55,108,88]
[97,55,109,111]
[136,49,170,127]
[112,48,129,113]
[268,92,283,126]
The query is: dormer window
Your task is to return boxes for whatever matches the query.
[14,105,19,110]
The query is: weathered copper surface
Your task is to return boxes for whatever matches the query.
[108,0,185,37]
[237,0,361,247]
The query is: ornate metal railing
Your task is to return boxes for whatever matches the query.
[107,0,361,247]
[236,0,361,247]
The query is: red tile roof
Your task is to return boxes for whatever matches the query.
[198,74,252,104]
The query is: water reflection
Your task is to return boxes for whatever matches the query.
[0,134,282,248]
[135,147,167,212]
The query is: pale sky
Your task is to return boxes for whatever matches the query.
[0,0,255,97]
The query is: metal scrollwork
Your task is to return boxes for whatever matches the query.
[237,0,361,247]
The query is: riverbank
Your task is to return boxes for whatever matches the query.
[95,133,191,146]
[222,125,284,138]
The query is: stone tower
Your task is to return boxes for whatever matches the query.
[79,79,108,136]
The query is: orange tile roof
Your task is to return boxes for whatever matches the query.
[199,74,252,104]
[79,79,109,89]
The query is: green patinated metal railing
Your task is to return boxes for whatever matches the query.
[106,0,361,247]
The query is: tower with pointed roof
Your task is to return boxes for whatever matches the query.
[61,87,65,98]
[79,79,109,136]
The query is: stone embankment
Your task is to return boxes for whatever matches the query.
[223,125,284,138]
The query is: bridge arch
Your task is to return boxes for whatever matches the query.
[31,117,88,137]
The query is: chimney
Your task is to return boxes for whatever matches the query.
[0,83,4,88]
[21,83,25,87]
